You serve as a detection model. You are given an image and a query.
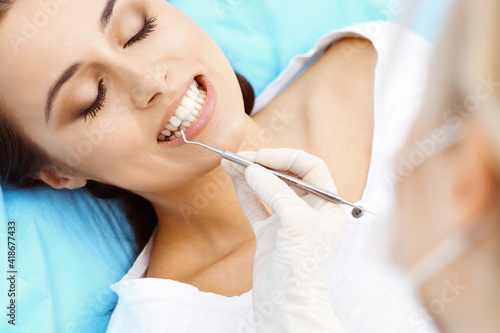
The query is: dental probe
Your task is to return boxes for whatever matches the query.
[180,131,372,218]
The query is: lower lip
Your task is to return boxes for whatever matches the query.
[159,75,216,147]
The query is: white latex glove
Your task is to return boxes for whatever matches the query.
[221,148,349,333]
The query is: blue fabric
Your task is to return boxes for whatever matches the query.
[0,182,134,332]
[174,0,452,98]
[409,0,453,41]
[0,1,451,332]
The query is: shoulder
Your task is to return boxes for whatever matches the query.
[252,21,418,115]
[315,37,378,83]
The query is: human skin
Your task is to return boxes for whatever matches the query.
[0,0,375,297]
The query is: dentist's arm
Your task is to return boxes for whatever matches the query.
[222,148,348,333]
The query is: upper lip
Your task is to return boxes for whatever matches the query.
[157,77,197,138]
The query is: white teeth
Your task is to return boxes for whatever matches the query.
[175,106,191,120]
[181,96,196,110]
[169,116,182,127]
[165,123,178,131]
[161,129,172,136]
[159,79,207,142]
[186,90,198,100]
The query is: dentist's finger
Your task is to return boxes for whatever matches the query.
[254,148,338,193]
[232,178,272,226]
[245,163,309,216]
[220,151,256,179]
[221,155,271,225]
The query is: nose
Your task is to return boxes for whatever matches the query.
[112,59,169,109]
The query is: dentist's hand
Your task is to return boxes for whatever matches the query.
[221,148,348,333]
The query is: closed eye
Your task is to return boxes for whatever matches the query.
[81,79,107,121]
[124,15,157,48]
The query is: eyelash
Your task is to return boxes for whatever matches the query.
[81,15,157,122]
[124,15,157,48]
[82,79,106,121]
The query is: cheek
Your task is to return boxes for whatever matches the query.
[46,112,147,179]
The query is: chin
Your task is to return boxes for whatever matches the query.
[211,107,247,153]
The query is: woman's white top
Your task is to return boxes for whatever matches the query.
[107,22,439,333]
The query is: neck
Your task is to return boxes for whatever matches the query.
[150,115,266,253]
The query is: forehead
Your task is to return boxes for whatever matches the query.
[0,0,102,121]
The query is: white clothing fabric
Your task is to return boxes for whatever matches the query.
[107,21,438,333]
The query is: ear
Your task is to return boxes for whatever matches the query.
[31,169,87,190]
[451,119,499,228]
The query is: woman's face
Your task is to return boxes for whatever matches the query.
[0,0,246,196]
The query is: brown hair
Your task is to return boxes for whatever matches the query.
[0,72,254,253]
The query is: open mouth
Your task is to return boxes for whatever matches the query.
[157,78,207,142]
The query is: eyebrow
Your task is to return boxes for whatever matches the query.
[45,0,119,123]
[100,0,117,31]
[45,63,82,123]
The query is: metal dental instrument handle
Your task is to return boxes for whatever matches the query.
[180,131,372,218]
